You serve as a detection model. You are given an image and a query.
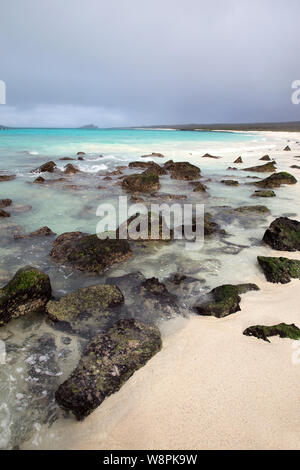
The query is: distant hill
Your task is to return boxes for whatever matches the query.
[136,121,300,132]
[78,124,99,129]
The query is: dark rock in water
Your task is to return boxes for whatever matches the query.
[122,172,160,192]
[0,198,12,207]
[141,152,164,158]
[234,205,270,215]
[262,217,300,251]
[59,157,75,161]
[0,174,16,182]
[77,152,86,155]
[221,179,239,186]
[33,161,56,173]
[163,159,175,169]
[195,283,259,318]
[149,193,187,201]
[193,182,207,192]
[234,156,243,163]
[46,284,124,323]
[291,165,300,169]
[140,277,169,296]
[168,273,187,285]
[116,212,173,242]
[77,156,85,161]
[260,155,271,161]
[0,208,10,217]
[243,323,300,343]
[204,213,224,236]
[242,162,276,173]
[284,146,291,151]
[227,167,238,171]
[10,204,32,214]
[50,232,132,273]
[129,161,167,175]
[168,162,201,180]
[202,153,221,159]
[33,176,45,184]
[252,190,276,198]
[257,256,300,284]
[14,226,56,240]
[0,267,52,326]
[64,163,80,174]
[255,172,297,188]
[55,319,162,420]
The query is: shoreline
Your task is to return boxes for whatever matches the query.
[21,130,300,450]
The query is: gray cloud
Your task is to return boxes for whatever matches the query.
[1,0,300,126]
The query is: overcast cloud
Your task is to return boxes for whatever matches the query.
[1,0,300,127]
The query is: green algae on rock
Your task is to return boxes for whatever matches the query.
[116,211,173,242]
[46,284,124,323]
[55,319,162,420]
[257,256,300,284]
[122,172,160,192]
[243,323,300,343]
[221,179,239,186]
[262,217,300,252]
[234,205,270,215]
[195,283,259,318]
[255,172,297,189]
[0,266,52,326]
[50,232,132,273]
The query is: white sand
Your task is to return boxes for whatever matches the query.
[23,131,300,450]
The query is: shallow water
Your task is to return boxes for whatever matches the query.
[0,128,299,449]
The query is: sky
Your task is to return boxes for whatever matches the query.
[1,0,300,127]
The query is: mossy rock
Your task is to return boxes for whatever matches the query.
[55,319,162,420]
[242,162,276,173]
[252,190,276,198]
[46,284,124,323]
[221,179,239,186]
[234,205,270,215]
[50,232,132,273]
[243,323,300,342]
[257,256,300,284]
[122,172,160,192]
[255,172,297,188]
[168,162,201,180]
[194,283,259,318]
[262,217,300,251]
[116,212,173,242]
[32,161,56,173]
[0,266,52,326]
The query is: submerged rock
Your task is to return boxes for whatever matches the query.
[55,319,162,420]
[0,175,16,182]
[291,165,300,169]
[141,152,164,158]
[64,163,80,174]
[193,182,207,192]
[33,161,56,173]
[195,283,259,318]
[0,208,10,217]
[255,172,297,188]
[234,205,270,215]
[59,157,75,161]
[33,176,45,184]
[168,162,201,180]
[257,256,300,284]
[252,190,276,198]
[122,172,160,192]
[46,284,124,323]
[221,179,239,186]
[116,211,173,242]
[14,226,56,240]
[243,323,300,343]
[0,198,12,207]
[262,217,300,251]
[50,232,132,273]
[243,162,276,173]
[0,267,52,326]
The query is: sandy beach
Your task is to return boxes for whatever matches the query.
[20,130,300,451]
